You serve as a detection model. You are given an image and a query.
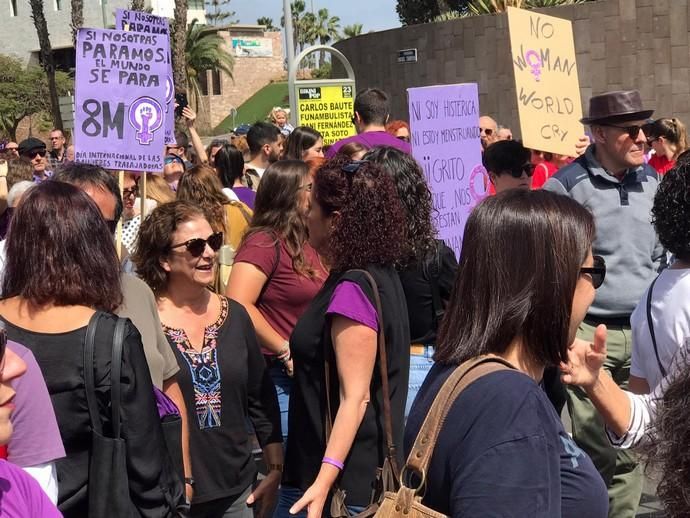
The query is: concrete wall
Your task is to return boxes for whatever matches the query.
[334,0,685,138]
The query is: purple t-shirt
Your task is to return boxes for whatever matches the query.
[7,342,65,468]
[326,131,412,158]
[326,280,379,331]
[0,459,62,517]
[233,186,256,209]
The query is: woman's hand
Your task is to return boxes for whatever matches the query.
[247,470,281,518]
[560,324,607,390]
[290,479,331,518]
[574,134,591,156]
[182,106,197,128]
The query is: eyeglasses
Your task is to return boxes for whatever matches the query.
[599,123,645,140]
[169,232,224,257]
[580,255,606,289]
[397,135,411,143]
[480,127,494,137]
[502,163,535,178]
[350,116,357,126]
[342,160,366,174]
[122,187,139,198]
[646,136,660,145]
[23,149,47,159]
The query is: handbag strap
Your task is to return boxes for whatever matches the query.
[323,269,398,467]
[405,356,515,477]
[110,317,127,440]
[645,276,667,378]
[83,312,104,435]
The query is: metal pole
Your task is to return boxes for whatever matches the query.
[284,0,297,126]
[101,0,108,28]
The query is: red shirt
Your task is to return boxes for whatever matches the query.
[648,154,676,175]
[531,161,558,189]
[234,231,327,353]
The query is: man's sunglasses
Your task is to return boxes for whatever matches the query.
[480,127,494,136]
[580,255,606,289]
[169,232,224,257]
[502,163,535,178]
[23,149,47,159]
[599,123,645,140]
[123,187,139,198]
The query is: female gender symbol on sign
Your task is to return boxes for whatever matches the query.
[525,50,543,82]
[128,97,164,145]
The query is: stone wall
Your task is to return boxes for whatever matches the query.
[333,0,686,138]
[200,29,285,130]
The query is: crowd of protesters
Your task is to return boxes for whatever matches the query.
[0,83,690,518]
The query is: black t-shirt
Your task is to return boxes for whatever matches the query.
[163,297,281,504]
[404,364,608,518]
[398,240,458,344]
[284,266,410,506]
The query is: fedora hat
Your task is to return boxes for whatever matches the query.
[580,90,654,125]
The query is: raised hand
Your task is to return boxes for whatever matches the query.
[560,324,607,389]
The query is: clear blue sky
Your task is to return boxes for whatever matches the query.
[232,0,401,32]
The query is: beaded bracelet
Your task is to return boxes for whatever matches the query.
[322,456,345,470]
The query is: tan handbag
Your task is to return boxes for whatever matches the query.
[374,356,515,518]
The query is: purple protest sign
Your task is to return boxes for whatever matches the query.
[116,9,175,146]
[407,83,487,259]
[74,28,167,172]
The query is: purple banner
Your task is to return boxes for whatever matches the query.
[116,9,175,146]
[407,83,487,259]
[74,28,167,172]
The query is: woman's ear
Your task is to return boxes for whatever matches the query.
[159,254,172,273]
[489,172,497,186]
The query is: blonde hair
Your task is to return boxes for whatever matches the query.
[144,173,176,205]
[651,118,689,159]
[270,106,289,123]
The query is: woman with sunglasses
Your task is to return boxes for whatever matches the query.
[647,117,688,175]
[0,181,183,516]
[483,140,535,195]
[405,189,608,517]
[133,201,283,518]
[385,119,411,143]
[226,160,327,443]
[276,156,409,518]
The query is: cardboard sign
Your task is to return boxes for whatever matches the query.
[116,9,175,146]
[507,6,583,156]
[296,84,356,145]
[74,28,167,172]
[408,83,488,259]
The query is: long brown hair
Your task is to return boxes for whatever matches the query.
[176,165,228,234]
[239,160,315,277]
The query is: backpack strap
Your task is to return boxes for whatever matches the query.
[404,356,515,484]
[646,276,667,378]
[110,317,127,440]
[83,312,104,436]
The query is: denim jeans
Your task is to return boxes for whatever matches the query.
[268,362,292,442]
[274,485,365,518]
[405,346,435,420]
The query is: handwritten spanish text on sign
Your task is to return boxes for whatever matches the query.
[296,85,355,146]
[116,9,175,147]
[74,28,167,172]
[507,6,583,156]
[408,83,487,259]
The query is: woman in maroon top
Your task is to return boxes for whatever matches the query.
[226,160,327,439]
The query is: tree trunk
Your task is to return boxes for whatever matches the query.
[171,0,188,93]
[129,0,145,10]
[29,0,63,131]
[70,0,83,47]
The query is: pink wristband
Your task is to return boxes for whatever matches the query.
[322,456,345,470]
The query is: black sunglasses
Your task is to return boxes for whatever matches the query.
[503,163,535,178]
[122,187,139,198]
[23,149,47,159]
[169,232,224,257]
[599,123,645,140]
[397,135,411,143]
[580,255,606,289]
[480,127,494,136]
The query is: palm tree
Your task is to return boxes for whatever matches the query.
[281,0,307,56]
[342,23,364,39]
[257,16,277,31]
[129,0,145,9]
[305,8,340,67]
[171,0,188,92]
[29,0,63,131]
[70,0,83,46]
[185,19,234,113]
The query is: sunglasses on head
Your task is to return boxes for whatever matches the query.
[170,232,224,257]
[23,149,47,159]
[599,123,644,140]
[502,163,535,178]
[580,255,606,289]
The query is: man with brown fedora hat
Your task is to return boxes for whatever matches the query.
[545,90,665,517]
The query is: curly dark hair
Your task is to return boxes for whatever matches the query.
[132,201,206,293]
[651,162,690,262]
[364,146,436,265]
[641,348,690,517]
[313,155,406,271]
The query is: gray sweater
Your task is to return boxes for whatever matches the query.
[543,146,665,318]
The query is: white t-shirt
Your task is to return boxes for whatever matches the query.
[630,267,690,389]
